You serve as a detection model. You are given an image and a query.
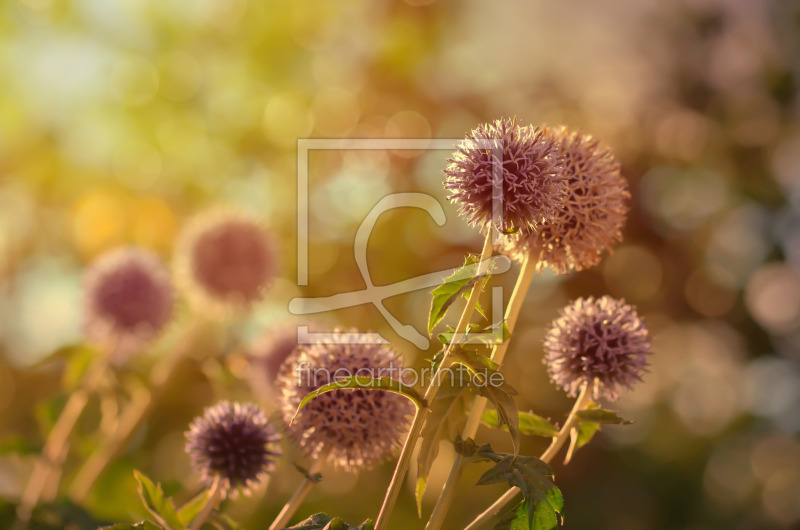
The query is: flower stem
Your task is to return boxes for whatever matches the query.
[14,356,109,528]
[463,383,592,530]
[374,231,495,530]
[424,253,537,530]
[68,321,204,502]
[188,474,222,530]
[268,451,329,530]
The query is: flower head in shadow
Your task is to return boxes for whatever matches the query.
[185,401,280,498]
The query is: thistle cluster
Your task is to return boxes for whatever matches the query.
[446,119,629,275]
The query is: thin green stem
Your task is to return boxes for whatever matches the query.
[374,232,495,530]
[14,356,109,528]
[268,451,329,530]
[424,253,537,530]
[463,383,592,530]
[68,321,204,502]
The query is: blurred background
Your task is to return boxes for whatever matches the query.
[2,0,800,528]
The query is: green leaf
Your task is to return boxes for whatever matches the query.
[102,522,163,530]
[476,382,520,454]
[481,410,559,438]
[291,376,423,425]
[177,490,210,527]
[575,409,632,425]
[452,348,500,377]
[495,493,564,530]
[474,452,562,530]
[574,421,600,450]
[35,395,67,437]
[62,345,100,390]
[0,435,41,456]
[415,377,469,517]
[134,470,185,530]
[284,513,374,530]
[428,256,506,335]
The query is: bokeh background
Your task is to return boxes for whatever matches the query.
[2,0,800,528]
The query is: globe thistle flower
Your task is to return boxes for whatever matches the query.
[543,296,651,400]
[444,117,565,233]
[501,126,629,274]
[174,210,278,316]
[185,401,280,497]
[83,247,173,360]
[276,334,414,471]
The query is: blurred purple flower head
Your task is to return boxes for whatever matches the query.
[83,247,173,359]
[544,296,651,400]
[444,117,565,233]
[185,401,279,498]
[276,333,413,471]
[175,210,277,316]
[502,126,629,273]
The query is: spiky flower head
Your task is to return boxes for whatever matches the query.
[185,401,280,497]
[544,296,651,400]
[501,126,629,274]
[444,117,565,233]
[276,333,414,471]
[83,247,173,360]
[175,210,278,316]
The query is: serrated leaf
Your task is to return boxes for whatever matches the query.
[134,470,185,530]
[452,348,500,377]
[476,382,520,454]
[575,409,632,425]
[101,522,163,530]
[474,451,562,530]
[177,490,210,527]
[284,513,373,530]
[291,376,423,425]
[428,256,506,335]
[481,410,559,438]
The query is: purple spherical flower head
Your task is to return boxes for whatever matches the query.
[501,125,629,274]
[83,247,173,360]
[175,210,278,316]
[444,117,565,233]
[544,296,651,400]
[276,333,414,471]
[185,401,280,498]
